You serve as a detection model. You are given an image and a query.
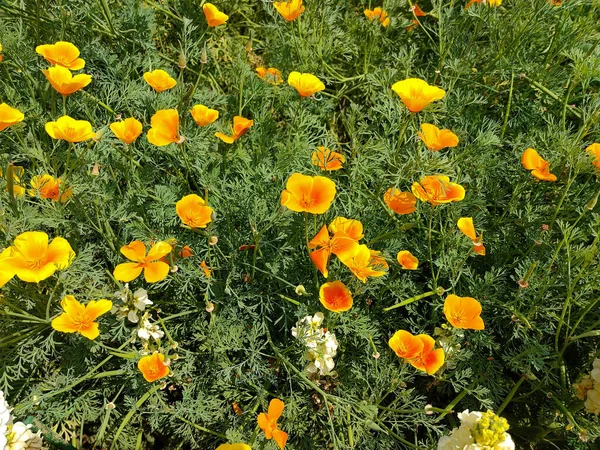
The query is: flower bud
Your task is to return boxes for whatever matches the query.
[178,51,186,69]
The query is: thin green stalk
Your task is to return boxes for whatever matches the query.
[501,72,514,139]
[383,287,445,311]
[110,384,161,449]
[497,376,526,415]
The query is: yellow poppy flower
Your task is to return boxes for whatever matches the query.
[35,41,85,70]
[215,116,254,143]
[0,103,25,132]
[113,240,172,283]
[397,250,418,270]
[29,174,72,202]
[203,3,229,27]
[45,116,94,142]
[147,109,181,146]
[176,194,214,228]
[417,123,459,151]
[281,173,336,214]
[256,67,284,85]
[138,353,170,382]
[443,295,484,330]
[521,148,557,182]
[586,143,600,169]
[457,217,485,255]
[143,69,177,93]
[190,105,219,127]
[411,175,465,205]
[110,118,143,144]
[391,78,445,113]
[273,0,305,21]
[288,72,325,97]
[364,7,390,27]
[42,65,92,96]
[311,147,345,171]
[51,295,112,340]
[216,444,252,450]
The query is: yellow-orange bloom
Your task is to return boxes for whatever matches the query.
[417,123,459,151]
[29,174,72,202]
[364,7,390,27]
[388,330,425,359]
[257,399,288,449]
[42,65,91,96]
[319,280,353,313]
[407,334,445,375]
[190,105,219,127]
[203,3,229,27]
[200,260,212,278]
[256,67,283,85]
[586,143,600,169]
[397,250,418,270]
[113,241,172,283]
[110,118,143,144]
[45,115,94,142]
[457,217,485,256]
[147,109,181,146]
[0,103,25,132]
[340,244,387,283]
[143,69,177,93]
[35,41,85,70]
[412,4,427,16]
[288,72,325,97]
[215,116,254,143]
[328,217,364,240]
[216,445,252,450]
[138,353,170,382]
[411,175,465,205]
[309,222,360,278]
[444,294,484,330]
[0,248,16,287]
[383,188,417,214]
[391,78,446,113]
[521,148,557,182]
[281,173,336,214]
[0,43,3,62]
[466,0,501,8]
[1,165,25,197]
[176,194,214,228]
[273,0,305,21]
[51,295,112,340]
[311,147,345,171]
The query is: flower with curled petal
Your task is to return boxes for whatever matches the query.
[521,148,557,181]
[274,0,304,21]
[258,399,288,449]
[0,103,25,132]
[113,241,172,283]
[288,72,325,97]
[51,295,112,340]
[143,69,177,93]
[110,118,143,144]
[42,65,91,96]
[45,115,94,142]
[392,78,445,113]
[36,41,85,70]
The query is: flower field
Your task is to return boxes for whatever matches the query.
[1,0,600,448]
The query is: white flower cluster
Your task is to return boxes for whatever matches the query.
[0,391,45,450]
[112,285,164,343]
[574,358,600,414]
[438,410,515,450]
[291,313,338,377]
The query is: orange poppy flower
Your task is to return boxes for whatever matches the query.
[412,4,427,16]
[109,117,143,145]
[407,334,445,375]
[273,0,305,21]
[1,164,26,197]
[51,295,112,340]
[328,217,364,241]
[457,217,485,256]
[35,41,85,70]
[200,260,211,278]
[113,241,172,283]
[176,194,214,228]
[0,248,16,288]
[391,78,446,113]
[288,72,325,97]
[443,294,484,330]
[147,109,181,146]
[397,250,418,270]
[406,19,420,32]
[383,188,417,214]
[203,3,229,27]
[411,175,465,205]
[417,123,459,151]
[179,245,194,258]
[364,7,390,27]
[388,330,425,359]
[319,280,353,313]
[138,353,170,382]
[257,399,288,449]
[340,244,387,283]
[190,105,219,127]
[42,65,92,96]
[256,67,283,85]
[0,103,24,132]
[281,173,336,214]
[45,115,94,143]
[215,116,254,143]
[143,69,177,93]
[586,143,600,169]
[216,444,251,450]
[29,174,72,202]
[309,224,360,278]
[521,148,557,182]
[311,147,345,171]
[369,250,389,271]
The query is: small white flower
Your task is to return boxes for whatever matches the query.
[584,389,600,414]
[137,316,164,341]
[133,289,152,311]
[127,310,139,324]
[6,422,44,450]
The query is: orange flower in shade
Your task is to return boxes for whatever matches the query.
[256,67,283,85]
[1,165,26,197]
[411,175,465,205]
[281,173,336,214]
[288,72,325,97]
[383,188,417,214]
[147,109,181,146]
[35,41,85,70]
[51,295,112,340]
[29,174,72,202]
[200,260,211,278]
[257,399,288,449]
[311,147,345,171]
[388,330,425,359]
[110,118,143,144]
[203,3,229,27]
[216,445,251,450]
[215,116,254,143]
[273,0,305,21]
[143,69,177,93]
[586,143,600,169]
[417,123,459,151]
[391,78,446,113]
[444,294,485,330]
[42,65,92,96]
[521,148,557,182]
[407,334,445,375]
[138,353,170,382]
[190,105,219,127]
[309,221,361,277]
[113,241,172,283]
[319,280,353,312]
[179,245,194,258]
[397,250,418,270]
[0,103,25,132]
[45,116,94,142]
[176,194,214,228]
[412,4,427,16]
[340,244,387,283]
[457,217,485,256]
[364,7,390,27]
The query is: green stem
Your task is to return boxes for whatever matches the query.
[383,287,445,312]
[496,376,526,415]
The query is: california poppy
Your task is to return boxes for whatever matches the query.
[328,217,364,241]
[309,224,360,277]
[466,0,501,8]
[388,330,425,359]
[190,105,219,127]
[281,173,336,214]
[143,69,177,93]
[391,78,445,113]
[407,334,445,375]
[42,65,92,96]
[110,118,143,144]
[383,188,417,214]
[51,295,112,340]
[311,147,345,171]
[412,4,427,16]
[586,143,600,169]
[273,0,305,21]
[364,7,390,27]
[319,280,353,312]
[138,353,170,382]
[29,174,72,202]
[200,260,211,278]
[340,244,387,283]
[397,250,418,270]
[417,123,459,151]
[176,194,214,228]
[1,165,25,197]
[288,72,325,97]
[257,399,288,449]
[147,109,181,146]
[216,445,251,450]
[369,250,389,271]
[36,41,85,70]
[45,116,94,142]
[0,248,15,287]
[443,294,484,330]
[215,116,254,143]
[457,217,485,255]
[521,148,557,182]
[179,245,194,258]
[0,103,25,132]
[256,67,283,85]
[411,175,465,205]
[0,43,3,62]
[203,3,229,27]
[113,241,172,283]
